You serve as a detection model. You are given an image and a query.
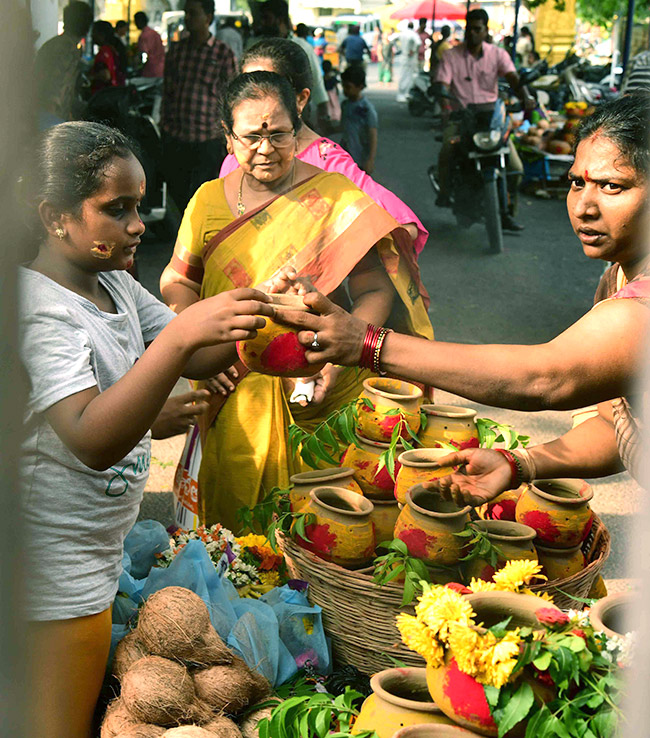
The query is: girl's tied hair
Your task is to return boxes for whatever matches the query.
[241,38,314,97]
[22,121,139,239]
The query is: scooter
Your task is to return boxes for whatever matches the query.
[428,93,513,254]
[407,71,440,118]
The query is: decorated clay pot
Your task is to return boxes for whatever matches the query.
[394,485,471,566]
[515,479,594,549]
[426,592,561,736]
[352,668,455,738]
[296,486,375,568]
[236,294,327,378]
[589,591,637,639]
[289,467,363,512]
[534,542,585,582]
[342,434,403,500]
[462,520,538,583]
[478,485,526,522]
[419,405,479,451]
[392,725,480,737]
[395,449,455,506]
[370,499,402,546]
[588,575,608,599]
[357,378,423,443]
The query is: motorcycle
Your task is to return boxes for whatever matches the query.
[407,71,440,118]
[84,80,173,238]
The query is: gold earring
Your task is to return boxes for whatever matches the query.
[55,227,64,240]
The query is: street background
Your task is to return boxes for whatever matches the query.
[139,64,639,591]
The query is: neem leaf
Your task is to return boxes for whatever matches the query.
[484,684,501,709]
[533,650,552,671]
[488,616,513,639]
[493,681,534,738]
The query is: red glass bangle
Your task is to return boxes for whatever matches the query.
[494,449,519,489]
[360,324,380,369]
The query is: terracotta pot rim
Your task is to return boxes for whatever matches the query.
[363,377,424,402]
[534,541,583,554]
[421,404,477,420]
[465,590,562,630]
[267,293,312,312]
[370,498,400,507]
[370,667,442,714]
[399,448,455,468]
[310,486,374,517]
[392,725,478,738]
[290,467,354,485]
[471,519,537,543]
[407,484,471,518]
[589,591,637,640]
[530,479,594,505]
[355,432,404,450]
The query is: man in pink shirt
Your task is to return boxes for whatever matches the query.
[435,8,533,230]
[135,11,165,78]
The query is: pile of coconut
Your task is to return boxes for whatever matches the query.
[102,587,277,738]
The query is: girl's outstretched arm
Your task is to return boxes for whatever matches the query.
[45,289,272,471]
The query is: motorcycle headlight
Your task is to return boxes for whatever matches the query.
[473,130,502,150]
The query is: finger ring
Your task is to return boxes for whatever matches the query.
[310,332,321,350]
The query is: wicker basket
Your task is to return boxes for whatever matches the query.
[528,512,611,610]
[278,513,610,674]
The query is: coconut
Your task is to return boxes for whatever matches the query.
[192,657,270,715]
[121,655,200,727]
[114,726,166,738]
[202,715,243,738]
[113,632,150,681]
[160,728,219,737]
[239,706,275,738]
[101,698,141,738]
[138,587,232,667]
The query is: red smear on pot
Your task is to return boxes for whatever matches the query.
[581,512,594,541]
[356,460,371,470]
[373,460,401,489]
[260,332,308,373]
[397,527,435,558]
[299,523,337,558]
[478,563,496,581]
[486,499,517,521]
[459,437,480,450]
[443,658,496,728]
[521,510,560,543]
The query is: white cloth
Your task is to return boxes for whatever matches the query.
[395,30,421,100]
[18,268,175,620]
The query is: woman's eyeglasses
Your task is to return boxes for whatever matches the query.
[230,130,296,149]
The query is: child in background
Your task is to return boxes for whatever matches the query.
[340,65,378,174]
[322,59,341,125]
[19,121,272,738]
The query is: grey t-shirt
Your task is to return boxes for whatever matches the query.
[19,268,175,620]
[341,95,379,169]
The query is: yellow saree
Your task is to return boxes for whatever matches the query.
[174,171,433,531]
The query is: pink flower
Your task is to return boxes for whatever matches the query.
[536,608,570,627]
[445,582,472,595]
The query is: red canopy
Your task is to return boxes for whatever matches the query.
[390,0,466,20]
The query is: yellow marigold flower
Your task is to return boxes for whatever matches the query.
[468,577,498,592]
[415,587,475,642]
[521,587,555,603]
[475,629,521,688]
[236,533,270,549]
[447,623,482,676]
[493,559,545,591]
[259,570,281,587]
[397,613,445,667]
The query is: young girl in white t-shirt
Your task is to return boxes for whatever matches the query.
[19,120,272,738]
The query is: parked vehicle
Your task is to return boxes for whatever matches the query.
[330,14,381,49]
[407,71,440,118]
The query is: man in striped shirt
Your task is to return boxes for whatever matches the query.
[161,0,236,213]
[622,50,650,94]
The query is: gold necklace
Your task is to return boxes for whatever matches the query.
[237,160,296,216]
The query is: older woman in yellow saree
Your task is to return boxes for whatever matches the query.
[161,71,432,530]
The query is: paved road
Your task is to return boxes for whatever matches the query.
[139,64,639,590]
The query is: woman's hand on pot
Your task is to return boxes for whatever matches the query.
[275,292,367,366]
[205,365,239,396]
[424,448,513,508]
[267,266,315,295]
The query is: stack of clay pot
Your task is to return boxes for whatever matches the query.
[102,586,274,738]
[479,478,596,588]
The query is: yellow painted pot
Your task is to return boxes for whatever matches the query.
[357,378,423,443]
[392,725,480,737]
[289,467,363,512]
[477,485,526,522]
[426,592,561,737]
[296,486,376,568]
[342,434,403,500]
[236,294,327,378]
[394,449,455,506]
[534,542,585,582]
[394,485,470,566]
[370,499,401,546]
[461,520,538,583]
[588,575,608,599]
[515,479,594,549]
[419,405,479,450]
[352,668,455,738]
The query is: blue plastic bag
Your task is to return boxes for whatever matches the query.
[123,520,170,579]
